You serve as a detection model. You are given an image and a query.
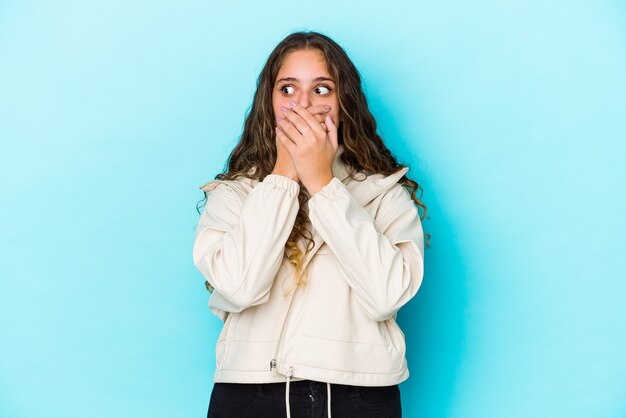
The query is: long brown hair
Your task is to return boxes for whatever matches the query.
[197,30,429,296]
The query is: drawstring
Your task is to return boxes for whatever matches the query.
[284,366,332,418]
[327,381,332,418]
[285,366,294,418]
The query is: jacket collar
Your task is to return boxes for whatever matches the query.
[328,144,409,206]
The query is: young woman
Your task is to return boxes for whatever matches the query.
[193,30,427,418]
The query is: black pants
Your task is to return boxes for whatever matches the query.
[207,379,401,418]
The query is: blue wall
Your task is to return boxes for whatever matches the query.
[1,1,624,417]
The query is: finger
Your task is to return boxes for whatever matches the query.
[305,104,332,116]
[277,115,300,134]
[276,126,296,154]
[301,105,329,125]
[278,115,304,146]
[281,108,315,139]
[286,101,326,136]
[280,109,327,139]
[325,113,338,148]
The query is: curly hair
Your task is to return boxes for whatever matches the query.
[197,30,429,297]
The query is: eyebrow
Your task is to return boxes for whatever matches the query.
[276,76,335,83]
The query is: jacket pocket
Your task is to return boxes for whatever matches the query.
[299,251,391,347]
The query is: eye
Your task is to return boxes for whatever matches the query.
[315,85,332,95]
[280,85,295,95]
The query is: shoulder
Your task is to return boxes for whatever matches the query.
[369,169,420,226]
[378,181,415,215]
[199,174,259,202]
[343,166,409,207]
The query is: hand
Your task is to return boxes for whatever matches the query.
[272,104,334,183]
[275,101,339,195]
[272,128,298,181]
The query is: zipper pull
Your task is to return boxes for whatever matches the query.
[270,358,277,377]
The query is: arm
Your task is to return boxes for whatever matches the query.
[307,178,425,322]
[192,174,300,313]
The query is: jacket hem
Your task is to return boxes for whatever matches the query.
[287,363,409,386]
[213,365,409,386]
[213,369,308,384]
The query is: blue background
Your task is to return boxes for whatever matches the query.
[1,1,625,417]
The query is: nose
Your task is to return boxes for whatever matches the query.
[297,91,311,108]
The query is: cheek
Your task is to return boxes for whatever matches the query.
[318,99,339,124]
[331,108,340,125]
[271,94,285,120]
[329,97,340,124]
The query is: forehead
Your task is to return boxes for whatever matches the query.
[276,49,331,78]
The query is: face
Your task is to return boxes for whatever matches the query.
[272,48,340,128]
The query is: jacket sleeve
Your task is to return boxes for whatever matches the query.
[307,177,424,322]
[192,174,300,314]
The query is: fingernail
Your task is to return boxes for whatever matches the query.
[275,126,280,133]
[324,105,331,110]
[280,105,289,112]
[289,100,297,108]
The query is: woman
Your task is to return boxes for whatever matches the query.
[193,30,427,418]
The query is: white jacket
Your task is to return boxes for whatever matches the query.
[193,144,424,416]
